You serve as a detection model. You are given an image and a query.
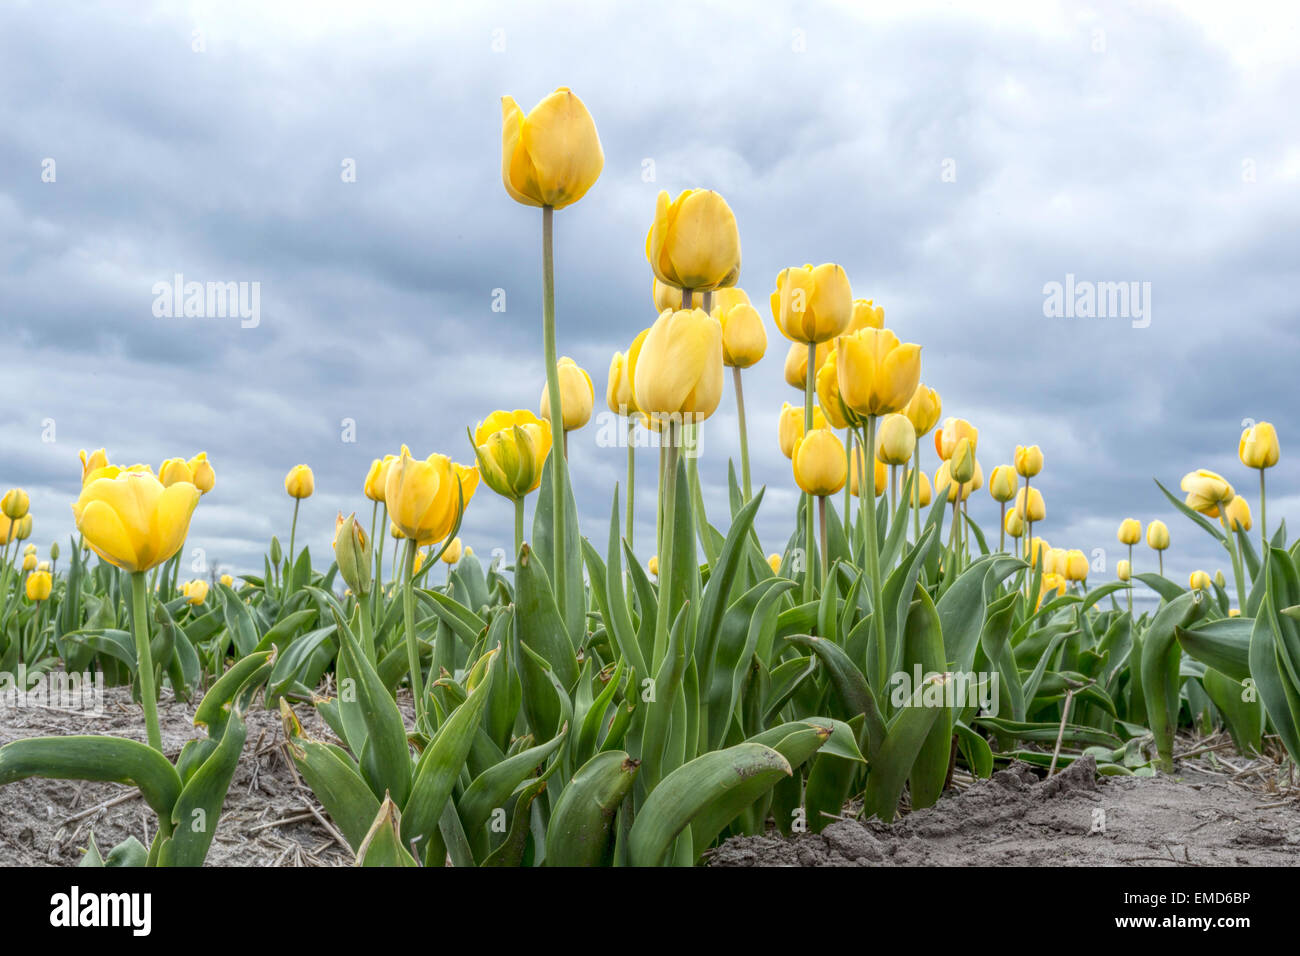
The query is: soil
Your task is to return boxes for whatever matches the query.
[708,753,1300,867]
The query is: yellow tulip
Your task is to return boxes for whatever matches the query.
[1026,537,1049,568]
[1014,444,1043,478]
[1043,548,1065,576]
[26,570,52,602]
[15,514,31,541]
[784,340,831,390]
[1004,507,1024,538]
[1224,495,1252,532]
[79,448,110,486]
[606,351,639,417]
[1146,520,1170,550]
[333,512,371,596]
[648,555,659,577]
[848,298,884,333]
[391,521,405,540]
[715,290,767,369]
[1117,518,1141,545]
[770,263,853,344]
[632,308,723,427]
[181,579,209,605]
[836,328,922,418]
[935,418,978,461]
[412,550,427,575]
[385,445,479,546]
[1117,559,1131,582]
[1180,469,1234,516]
[814,347,855,429]
[22,553,37,572]
[37,560,49,572]
[778,403,828,459]
[159,457,194,488]
[875,413,916,466]
[645,189,741,292]
[1,488,30,520]
[851,446,888,499]
[933,461,971,503]
[442,537,464,564]
[1064,549,1089,582]
[71,470,199,573]
[906,467,933,507]
[364,455,397,502]
[501,87,603,209]
[188,453,215,494]
[539,356,594,431]
[1014,486,1046,522]
[1,515,15,546]
[767,553,782,574]
[652,277,704,313]
[24,543,36,555]
[949,438,975,484]
[792,429,847,497]
[902,384,942,438]
[988,464,1018,503]
[220,573,234,587]
[1239,422,1279,469]
[284,465,314,499]
[1037,573,1067,608]
[1189,570,1211,591]
[473,409,552,501]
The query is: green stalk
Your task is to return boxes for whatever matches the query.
[540,204,570,627]
[733,366,752,502]
[626,420,637,548]
[285,498,300,598]
[654,423,680,665]
[1260,469,1267,549]
[1127,543,1133,614]
[514,496,525,562]
[842,429,853,542]
[130,571,162,752]
[913,444,922,543]
[803,343,816,602]
[863,414,886,695]
[369,500,382,630]
[401,538,424,723]
[999,503,1006,553]
[818,495,828,578]
[358,590,376,663]
[1220,511,1246,612]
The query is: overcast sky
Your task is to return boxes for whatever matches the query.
[2,0,1297,591]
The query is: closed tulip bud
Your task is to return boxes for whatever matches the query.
[771,263,853,344]
[645,189,741,292]
[848,298,884,333]
[26,570,52,602]
[16,515,31,541]
[792,429,847,497]
[1014,486,1046,522]
[413,550,426,575]
[1180,469,1234,516]
[633,308,724,427]
[37,561,48,572]
[1239,422,1279,470]
[652,277,704,313]
[851,446,888,498]
[1117,518,1141,545]
[1014,444,1043,478]
[767,553,782,574]
[1004,507,1024,538]
[539,356,594,431]
[1117,559,1131,582]
[837,328,923,418]
[989,464,1018,503]
[49,541,59,561]
[784,340,831,390]
[779,403,828,459]
[385,445,480,546]
[24,543,36,555]
[934,418,978,462]
[2,488,30,520]
[159,457,194,488]
[648,555,659,577]
[876,413,916,466]
[501,87,603,209]
[333,512,372,596]
[442,537,463,564]
[181,579,209,606]
[1189,570,1211,591]
[220,573,234,587]
[364,455,396,502]
[22,553,36,572]
[473,409,553,501]
[907,468,933,507]
[949,437,976,484]
[902,384,942,438]
[188,452,215,494]
[72,470,199,572]
[1064,549,1089,582]
[1146,520,1170,550]
[270,536,282,565]
[606,351,639,417]
[1225,495,1252,531]
[284,465,314,499]
[1043,548,1066,576]
[933,461,970,503]
[1213,570,1226,588]
[716,292,767,369]
[79,448,110,487]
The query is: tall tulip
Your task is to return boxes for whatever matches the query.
[792,429,846,576]
[1239,421,1279,546]
[715,288,765,500]
[902,384,941,539]
[645,189,741,294]
[1146,519,1170,576]
[607,339,645,548]
[1116,518,1141,611]
[472,409,553,555]
[502,86,603,636]
[539,356,594,453]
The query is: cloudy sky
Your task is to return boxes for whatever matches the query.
[2,0,1297,591]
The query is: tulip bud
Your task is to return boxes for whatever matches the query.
[473,410,553,501]
[188,453,215,494]
[1014,444,1043,478]
[1189,570,1211,591]
[949,438,976,484]
[442,537,464,564]
[902,384,942,439]
[1146,520,1170,551]
[1213,570,1226,588]
[784,340,831,390]
[539,356,595,432]
[633,308,724,428]
[1239,422,1279,470]
[848,298,884,333]
[501,87,603,209]
[645,189,741,292]
[716,293,767,369]
[875,414,916,466]
[1014,486,1046,523]
[837,328,923,418]
[22,553,36,572]
[1,488,30,520]
[778,403,827,459]
[270,536,282,565]
[49,541,60,561]
[767,553,782,574]
[792,429,847,497]
[1117,559,1131,582]
[181,579,209,605]
[16,515,31,541]
[1180,469,1234,516]
[648,555,659,577]
[333,512,372,597]
[1225,495,1252,532]
[23,543,36,555]
[936,418,978,461]
[988,464,1018,503]
[285,464,314,499]
[1004,507,1024,538]
[1064,549,1089,582]
[26,570,52,602]
[220,573,234,588]
[1117,518,1141,545]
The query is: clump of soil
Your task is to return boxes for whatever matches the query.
[0,684,357,867]
[708,754,1300,867]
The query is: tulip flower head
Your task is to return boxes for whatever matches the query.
[875,413,917,466]
[220,573,234,588]
[632,307,724,430]
[1117,518,1141,545]
[771,263,853,345]
[1180,469,1234,516]
[1,488,30,521]
[1064,549,1089,582]
[652,277,704,313]
[714,289,767,369]
[1014,444,1043,478]
[539,356,595,431]
[1014,486,1046,523]
[181,579,209,606]
[988,465,1018,503]
[1146,520,1170,551]
[1189,570,1212,591]
[648,555,659,577]
[933,461,970,503]
[814,347,856,429]
[1037,573,1067,608]
[1004,507,1024,538]
[848,298,884,333]
[1239,422,1279,470]
[364,455,397,502]
[442,537,464,565]
[907,468,933,507]
[501,87,603,209]
[606,351,639,418]
[779,403,828,459]
[72,470,199,573]
[159,457,194,488]
[1224,495,1252,532]
[26,570,52,602]
[1117,559,1131,582]
[784,340,831,390]
[837,328,922,419]
[22,553,37,572]
[284,465,315,500]
[767,553,782,575]
[1025,537,1050,569]
[792,429,847,497]
[385,445,479,546]
[902,384,942,439]
[188,453,215,494]
[474,409,553,501]
[949,438,976,484]
[645,189,741,292]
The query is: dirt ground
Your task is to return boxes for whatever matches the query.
[4,687,1299,867]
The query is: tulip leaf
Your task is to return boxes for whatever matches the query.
[513,543,578,689]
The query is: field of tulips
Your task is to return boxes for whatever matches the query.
[0,87,1296,871]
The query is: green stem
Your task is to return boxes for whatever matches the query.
[913,444,922,544]
[999,503,1006,553]
[1126,544,1133,615]
[540,204,569,627]
[1221,512,1246,612]
[863,415,886,695]
[358,590,376,663]
[626,421,637,549]
[803,343,816,602]
[818,495,828,578]
[401,538,425,723]
[654,424,680,665]
[1260,469,1267,551]
[842,429,853,543]
[286,498,300,598]
[514,496,525,561]
[369,500,381,630]
[130,571,162,752]
[733,366,752,502]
